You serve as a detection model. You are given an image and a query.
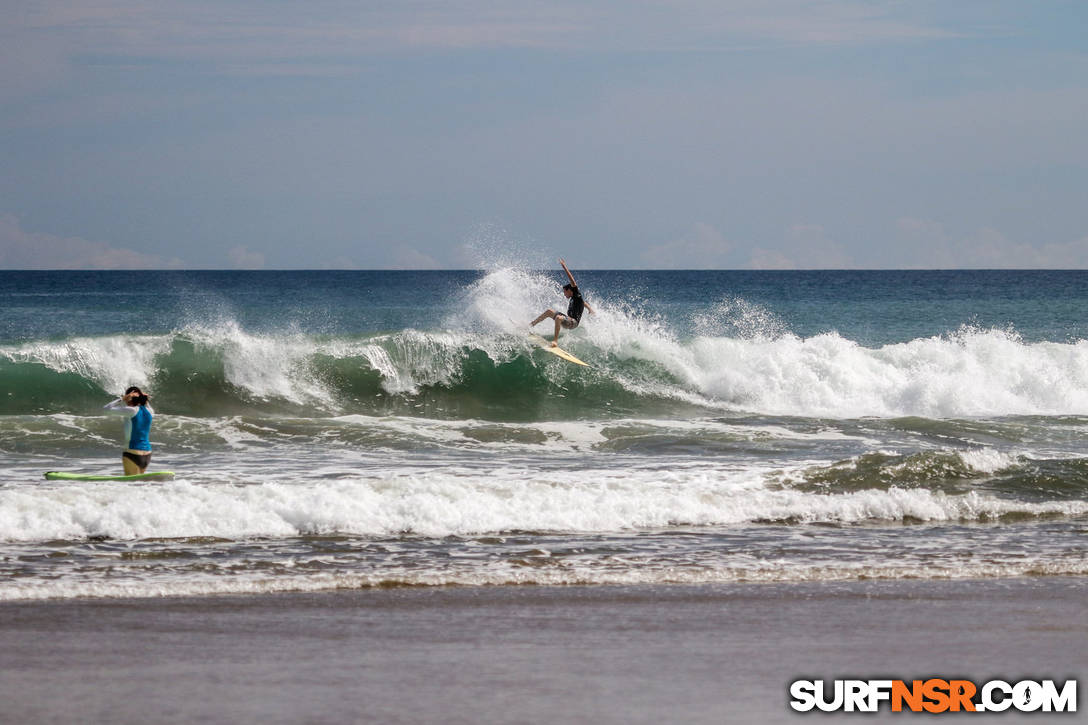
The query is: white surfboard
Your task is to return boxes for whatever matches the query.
[528,333,590,367]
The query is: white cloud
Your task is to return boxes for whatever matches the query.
[640,223,732,269]
[386,247,443,269]
[320,256,363,270]
[895,218,1088,268]
[0,214,184,269]
[0,0,964,90]
[747,248,796,270]
[227,245,265,269]
[747,224,855,269]
[1032,237,1088,268]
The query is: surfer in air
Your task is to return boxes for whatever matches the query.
[531,258,594,346]
[103,386,155,474]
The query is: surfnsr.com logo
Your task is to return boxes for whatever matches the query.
[789,679,1077,714]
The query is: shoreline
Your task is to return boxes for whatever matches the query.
[2,577,1084,724]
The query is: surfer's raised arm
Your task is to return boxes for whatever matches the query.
[559,258,578,288]
[560,259,593,315]
[104,397,131,413]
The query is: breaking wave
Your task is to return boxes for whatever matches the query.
[3,320,1088,420]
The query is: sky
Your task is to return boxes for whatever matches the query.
[1,0,1087,269]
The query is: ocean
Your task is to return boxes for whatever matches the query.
[1,268,1087,601]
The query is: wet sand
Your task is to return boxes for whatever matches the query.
[1,578,1085,724]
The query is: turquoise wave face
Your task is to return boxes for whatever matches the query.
[0,330,702,420]
[5,321,1088,421]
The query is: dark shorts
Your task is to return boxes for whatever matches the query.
[558,315,580,330]
[122,450,151,469]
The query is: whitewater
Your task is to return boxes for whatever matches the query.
[0,268,1086,600]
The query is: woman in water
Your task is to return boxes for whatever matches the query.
[104,386,154,474]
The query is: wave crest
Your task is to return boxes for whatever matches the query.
[3,319,1088,419]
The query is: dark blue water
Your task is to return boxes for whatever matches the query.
[3,269,1087,344]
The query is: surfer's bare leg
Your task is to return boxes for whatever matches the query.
[552,316,564,346]
[122,455,142,475]
[531,309,556,327]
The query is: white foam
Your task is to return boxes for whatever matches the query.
[324,414,860,453]
[15,279,1088,422]
[454,269,1088,418]
[692,297,790,339]
[198,416,273,449]
[183,320,332,404]
[3,556,1086,602]
[590,324,1088,418]
[181,321,494,404]
[3,470,1086,544]
[457,266,566,334]
[957,448,1021,474]
[346,329,495,395]
[0,335,171,394]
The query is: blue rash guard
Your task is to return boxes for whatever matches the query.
[104,398,154,452]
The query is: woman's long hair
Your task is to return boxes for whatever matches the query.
[125,386,149,406]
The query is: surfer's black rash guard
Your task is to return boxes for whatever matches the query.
[566,286,585,322]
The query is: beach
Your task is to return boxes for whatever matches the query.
[2,577,1084,724]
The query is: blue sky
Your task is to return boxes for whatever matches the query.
[1,1,1086,269]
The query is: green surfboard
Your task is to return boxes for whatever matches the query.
[43,471,176,482]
